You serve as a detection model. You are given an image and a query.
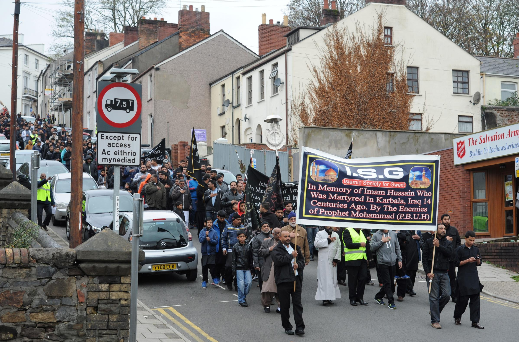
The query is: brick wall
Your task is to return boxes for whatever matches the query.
[426,148,472,235]
[123,26,139,47]
[513,33,519,58]
[171,144,179,168]
[138,19,160,49]
[109,32,124,47]
[158,21,179,41]
[258,21,290,56]
[85,31,97,56]
[478,242,519,273]
[178,6,210,51]
[482,106,519,130]
[177,141,189,164]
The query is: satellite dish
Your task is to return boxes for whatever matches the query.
[274,78,284,87]
[223,99,231,108]
[472,92,481,105]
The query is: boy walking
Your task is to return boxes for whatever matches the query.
[232,231,253,307]
[199,220,219,288]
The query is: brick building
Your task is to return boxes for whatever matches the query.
[258,14,290,56]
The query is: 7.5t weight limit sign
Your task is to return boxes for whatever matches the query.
[96,81,142,134]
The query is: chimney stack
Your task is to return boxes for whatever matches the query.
[514,33,519,58]
[324,0,329,9]
[258,14,291,56]
[321,0,340,26]
[178,4,211,50]
[365,0,407,5]
[331,0,337,10]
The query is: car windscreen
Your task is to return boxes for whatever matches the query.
[38,164,69,178]
[87,195,133,214]
[0,144,10,152]
[55,178,98,193]
[140,220,188,249]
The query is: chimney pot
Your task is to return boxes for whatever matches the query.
[262,13,266,25]
[189,5,193,11]
[154,18,157,20]
[201,5,205,12]
[183,5,187,10]
[269,19,273,25]
[161,18,164,21]
[142,16,146,19]
[283,15,288,26]
[324,0,329,9]
[276,21,280,25]
[331,0,337,10]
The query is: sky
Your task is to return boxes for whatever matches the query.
[0,0,291,55]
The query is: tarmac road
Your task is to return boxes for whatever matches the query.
[48,221,519,342]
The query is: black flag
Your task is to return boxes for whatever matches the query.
[145,138,166,163]
[262,156,284,212]
[345,141,353,159]
[244,162,268,235]
[187,128,202,183]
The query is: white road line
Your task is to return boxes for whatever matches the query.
[418,281,427,283]
[220,301,230,303]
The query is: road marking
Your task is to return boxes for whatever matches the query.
[220,301,230,303]
[155,308,204,342]
[164,307,218,342]
[481,296,519,310]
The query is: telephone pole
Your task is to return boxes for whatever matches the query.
[70,0,85,248]
[9,0,20,180]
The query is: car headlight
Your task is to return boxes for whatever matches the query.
[56,202,67,210]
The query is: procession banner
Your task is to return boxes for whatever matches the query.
[244,165,268,231]
[262,156,284,211]
[297,147,440,230]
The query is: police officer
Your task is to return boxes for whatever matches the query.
[342,227,369,306]
[36,173,54,231]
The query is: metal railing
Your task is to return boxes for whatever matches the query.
[23,87,37,97]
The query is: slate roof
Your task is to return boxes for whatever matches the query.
[0,37,14,47]
[476,56,519,77]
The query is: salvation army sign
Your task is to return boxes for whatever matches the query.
[453,123,519,165]
[96,81,142,134]
[297,147,440,230]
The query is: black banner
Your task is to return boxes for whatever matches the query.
[187,129,202,183]
[262,156,284,211]
[297,147,440,230]
[144,138,166,164]
[244,165,268,231]
[282,182,298,211]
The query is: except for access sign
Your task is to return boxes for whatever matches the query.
[97,132,140,166]
[96,81,142,134]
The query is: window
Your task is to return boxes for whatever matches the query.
[236,77,240,105]
[409,114,422,131]
[148,74,153,100]
[386,73,394,93]
[35,59,39,70]
[384,27,393,45]
[501,82,517,101]
[453,70,469,94]
[407,67,419,93]
[220,125,226,138]
[271,63,279,95]
[458,116,473,133]
[221,84,226,106]
[24,54,29,66]
[471,172,488,233]
[247,76,252,106]
[23,75,28,89]
[259,70,265,100]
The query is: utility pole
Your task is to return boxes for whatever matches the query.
[9,0,20,180]
[70,0,85,248]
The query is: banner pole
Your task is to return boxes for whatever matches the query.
[293,227,297,292]
[428,245,436,294]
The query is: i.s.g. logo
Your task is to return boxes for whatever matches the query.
[457,140,466,159]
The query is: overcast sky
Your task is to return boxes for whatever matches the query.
[0,0,290,56]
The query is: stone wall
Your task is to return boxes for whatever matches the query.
[482,106,519,130]
[478,242,519,273]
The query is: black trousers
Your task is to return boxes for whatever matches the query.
[214,251,225,280]
[396,262,407,298]
[345,262,367,301]
[337,259,346,282]
[195,211,205,235]
[407,269,417,291]
[202,263,216,282]
[224,251,236,290]
[277,278,305,331]
[37,202,52,227]
[448,262,457,300]
[375,264,396,304]
[454,293,480,323]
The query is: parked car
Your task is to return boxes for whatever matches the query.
[119,211,198,281]
[38,160,69,179]
[51,172,98,225]
[20,116,36,123]
[0,140,10,165]
[65,189,133,241]
[211,168,237,184]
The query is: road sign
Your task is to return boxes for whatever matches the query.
[96,81,142,134]
[97,132,141,166]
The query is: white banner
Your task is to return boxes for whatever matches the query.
[453,124,519,165]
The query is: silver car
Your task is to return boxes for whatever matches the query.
[119,211,198,281]
[51,172,98,225]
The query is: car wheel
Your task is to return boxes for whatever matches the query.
[66,218,70,240]
[186,269,198,282]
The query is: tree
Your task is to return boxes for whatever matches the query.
[290,15,413,144]
[98,0,167,33]
[285,0,365,27]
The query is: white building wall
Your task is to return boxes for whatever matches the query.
[482,74,519,105]
[289,3,482,134]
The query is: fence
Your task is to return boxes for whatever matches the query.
[212,143,289,181]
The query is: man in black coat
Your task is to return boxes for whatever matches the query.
[196,175,210,235]
[397,230,420,297]
[442,214,461,302]
[272,230,305,336]
[260,202,281,229]
[83,155,97,179]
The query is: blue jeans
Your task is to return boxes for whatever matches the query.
[236,270,252,304]
[306,226,318,257]
[429,271,451,323]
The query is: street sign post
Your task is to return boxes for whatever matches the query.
[96,80,142,234]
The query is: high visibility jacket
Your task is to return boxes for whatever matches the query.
[30,134,38,144]
[37,182,51,202]
[342,228,367,261]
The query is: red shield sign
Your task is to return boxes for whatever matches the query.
[457,140,466,159]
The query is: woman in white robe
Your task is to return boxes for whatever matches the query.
[314,227,342,304]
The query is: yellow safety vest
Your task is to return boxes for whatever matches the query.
[31,134,38,144]
[342,228,367,261]
[37,182,51,202]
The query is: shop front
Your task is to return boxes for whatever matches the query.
[453,123,519,238]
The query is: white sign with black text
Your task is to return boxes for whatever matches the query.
[97,132,141,166]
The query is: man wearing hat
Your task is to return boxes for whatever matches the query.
[222,212,244,291]
[83,154,97,179]
[281,212,310,266]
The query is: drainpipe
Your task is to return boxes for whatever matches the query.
[285,50,288,146]
[232,74,234,144]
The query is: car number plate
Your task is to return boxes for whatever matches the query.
[0,153,9,156]
[152,263,177,271]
